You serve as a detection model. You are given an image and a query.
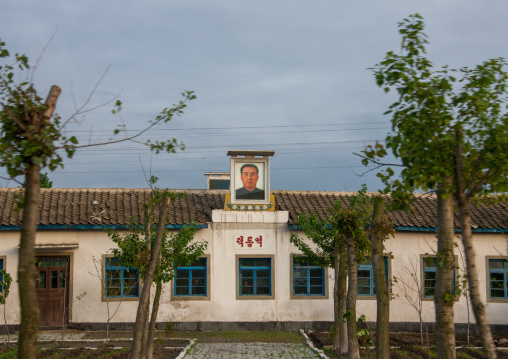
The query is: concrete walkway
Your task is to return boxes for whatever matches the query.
[182,342,322,359]
[0,330,327,359]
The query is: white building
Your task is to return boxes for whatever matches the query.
[0,187,506,333]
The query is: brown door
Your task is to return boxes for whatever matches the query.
[36,256,70,327]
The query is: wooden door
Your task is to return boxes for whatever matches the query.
[36,256,70,327]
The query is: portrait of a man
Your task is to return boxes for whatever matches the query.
[236,163,265,200]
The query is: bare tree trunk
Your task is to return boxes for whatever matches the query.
[346,239,361,359]
[333,246,348,355]
[454,129,497,358]
[145,280,163,359]
[18,164,41,359]
[434,180,456,359]
[371,197,390,359]
[130,198,168,359]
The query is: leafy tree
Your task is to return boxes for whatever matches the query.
[0,269,12,343]
[290,185,372,359]
[363,13,508,358]
[109,184,207,359]
[0,38,195,359]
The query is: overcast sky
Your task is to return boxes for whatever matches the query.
[1,1,507,192]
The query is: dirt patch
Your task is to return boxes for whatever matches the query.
[308,331,508,359]
[0,339,187,359]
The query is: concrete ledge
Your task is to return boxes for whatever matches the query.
[211,210,289,224]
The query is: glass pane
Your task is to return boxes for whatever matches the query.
[255,259,270,267]
[424,287,435,297]
[125,278,138,287]
[59,271,66,288]
[240,270,253,279]
[310,269,322,277]
[491,289,505,298]
[192,287,205,295]
[36,259,43,267]
[310,278,323,286]
[257,278,270,286]
[490,273,504,281]
[176,279,189,287]
[310,286,323,295]
[257,270,269,278]
[240,259,255,267]
[358,287,371,295]
[241,279,254,287]
[293,269,307,278]
[43,258,55,267]
[177,269,189,278]
[192,259,206,267]
[176,287,189,295]
[424,271,436,280]
[39,272,46,289]
[124,287,138,296]
[241,286,253,295]
[489,260,505,269]
[193,279,205,287]
[358,270,371,279]
[295,278,307,286]
[295,286,307,295]
[257,286,270,295]
[51,271,58,289]
[55,258,68,267]
[107,288,119,297]
[193,270,205,278]
[423,258,436,268]
[124,271,137,280]
[107,258,122,267]
[358,278,371,287]
[294,259,307,267]
[491,281,504,289]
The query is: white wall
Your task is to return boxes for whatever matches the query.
[0,210,506,326]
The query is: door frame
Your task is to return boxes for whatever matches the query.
[35,252,74,326]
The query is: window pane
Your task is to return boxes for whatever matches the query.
[177,269,189,278]
[490,273,504,281]
[295,286,308,295]
[491,289,505,298]
[241,286,253,295]
[193,279,205,287]
[240,259,255,267]
[257,278,270,287]
[358,287,371,295]
[107,258,122,267]
[358,270,371,279]
[241,279,254,287]
[176,279,189,287]
[295,278,307,286]
[51,271,58,289]
[489,260,505,269]
[310,286,323,295]
[257,286,270,295]
[39,272,46,289]
[255,259,270,267]
[358,278,371,287]
[310,269,322,277]
[43,258,55,267]
[192,287,205,295]
[193,270,205,278]
[310,278,323,286]
[294,269,307,278]
[240,270,254,279]
[59,271,66,288]
[257,270,269,278]
[55,258,68,267]
[176,287,189,295]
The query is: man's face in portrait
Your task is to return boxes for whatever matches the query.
[240,166,259,191]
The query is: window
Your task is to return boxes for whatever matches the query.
[239,258,271,296]
[292,259,325,296]
[105,257,139,298]
[422,256,455,298]
[488,259,508,299]
[174,258,207,297]
[0,258,4,293]
[357,257,389,297]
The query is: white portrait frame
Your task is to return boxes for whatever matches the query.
[231,157,270,204]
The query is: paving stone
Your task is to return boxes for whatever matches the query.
[184,342,321,358]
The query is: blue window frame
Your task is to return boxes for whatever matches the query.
[239,258,271,296]
[175,258,207,296]
[357,257,388,296]
[489,259,508,299]
[293,259,325,296]
[423,257,455,298]
[105,258,139,298]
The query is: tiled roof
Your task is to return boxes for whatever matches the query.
[0,188,506,230]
